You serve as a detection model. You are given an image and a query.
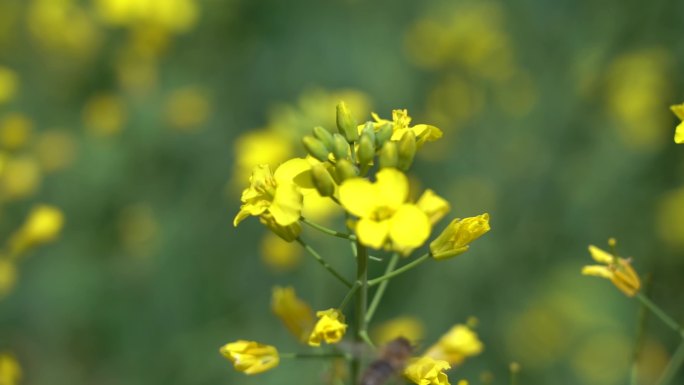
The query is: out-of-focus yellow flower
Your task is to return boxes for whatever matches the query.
[271,286,314,343]
[571,331,631,385]
[0,114,33,151]
[424,324,483,365]
[34,130,77,173]
[370,110,442,147]
[416,190,450,226]
[308,308,347,346]
[165,86,211,131]
[219,340,279,375]
[670,103,684,144]
[0,259,17,299]
[115,49,158,95]
[118,204,158,258]
[260,233,302,272]
[656,187,684,250]
[9,205,65,257]
[0,156,41,201]
[96,0,199,33]
[339,168,434,251]
[372,316,425,345]
[83,93,127,136]
[234,158,309,229]
[582,245,640,297]
[0,353,21,385]
[404,356,451,385]
[430,214,490,260]
[0,67,18,104]
[232,130,294,189]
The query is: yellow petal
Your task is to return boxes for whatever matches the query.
[581,265,614,279]
[356,218,390,249]
[273,158,311,184]
[416,189,450,225]
[389,204,430,249]
[269,183,303,226]
[375,168,408,209]
[339,178,378,218]
[675,122,684,144]
[671,103,684,121]
[587,245,613,264]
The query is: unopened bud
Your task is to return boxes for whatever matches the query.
[360,122,376,143]
[336,101,359,142]
[302,135,330,162]
[378,142,398,169]
[374,122,393,148]
[335,159,357,182]
[397,131,417,170]
[332,133,349,160]
[357,133,375,167]
[311,163,336,197]
[312,126,333,149]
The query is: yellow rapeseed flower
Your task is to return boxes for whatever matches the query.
[670,103,684,144]
[271,286,315,343]
[424,324,483,365]
[582,245,641,297]
[0,353,21,385]
[339,168,434,251]
[165,86,211,131]
[308,308,347,346]
[370,109,442,147]
[404,356,451,385]
[9,205,65,257]
[372,316,425,345]
[219,340,279,375]
[234,158,310,229]
[429,214,490,260]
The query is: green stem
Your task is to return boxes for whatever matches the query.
[368,253,431,287]
[365,253,400,324]
[635,292,684,338]
[296,237,352,288]
[339,281,361,311]
[300,217,355,240]
[657,341,684,385]
[280,352,350,359]
[351,241,369,385]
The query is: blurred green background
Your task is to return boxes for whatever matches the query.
[1,0,684,384]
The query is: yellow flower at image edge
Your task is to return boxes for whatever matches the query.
[0,353,22,385]
[430,214,490,260]
[339,168,432,251]
[220,340,279,375]
[308,309,347,346]
[234,158,310,238]
[582,245,640,297]
[404,356,451,385]
[671,103,684,144]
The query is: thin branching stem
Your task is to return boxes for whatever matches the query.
[368,253,431,287]
[296,237,352,288]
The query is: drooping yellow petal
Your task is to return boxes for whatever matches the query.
[581,265,614,279]
[671,103,684,120]
[339,178,378,218]
[389,204,430,249]
[220,340,279,375]
[273,158,311,184]
[675,122,684,144]
[271,286,314,343]
[416,189,450,225]
[587,245,613,264]
[356,218,390,249]
[375,168,409,210]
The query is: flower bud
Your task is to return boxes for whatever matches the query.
[220,340,280,375]
[357,132,375,167]
[312,126,334,149]
[397,130,417,170]
[336,101,359,142]
[360,122,376,143]
[378,141,398,169]
[332,133,349,161]
[374,122,393,148]
[335,159,357,182]
[311,163,336,197]
[308,308,347,346]
[430,214,490,260]
[302,135,330,162]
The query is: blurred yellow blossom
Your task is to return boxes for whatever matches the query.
[34,130,77,173]
[0,114,33,151]
[416,190,450,226]
[339,168,434,252]
[9,205,65,257]
[271,286,314,343]
[582,244,640,297]
[372,316,425,345]
[404,356,451,385]
[308,308,347,346]
[83,93,127,136]
[234,158,310,230]
[115,49,158,96]
[571,332,631,385]
[232,130,294,188]
[0,67,18,104]
[0,156,41,201]
[670,102,684,144]
[430,214,490,260]
[656,187,684,250]
[425,324,483,365]
[96,0,200,33]
[219,340,279,375]
[0,259,17,299]
[260,233,302,272]
[165,86,211,131]
[0,353,21,385]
